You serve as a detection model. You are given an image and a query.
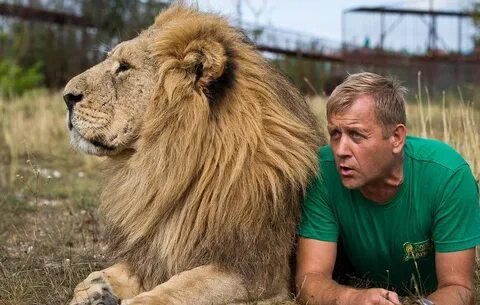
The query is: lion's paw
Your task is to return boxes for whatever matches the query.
[69,273,120,305]
[119,295,159,305]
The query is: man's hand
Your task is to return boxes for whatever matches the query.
[341,288,401,305]
[296,238,402,305]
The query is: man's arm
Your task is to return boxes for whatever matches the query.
[295,237,401,305]
[427,248,476,305]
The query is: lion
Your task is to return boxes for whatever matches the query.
[63,5,323,305]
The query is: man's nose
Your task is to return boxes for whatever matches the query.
[335,136,352,157]
[63,93,83,112]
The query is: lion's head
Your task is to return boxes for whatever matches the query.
[63,6,243,157]
[63,5,324,293]
[63,25,157,155]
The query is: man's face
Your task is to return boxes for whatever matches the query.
[327,95,396,190]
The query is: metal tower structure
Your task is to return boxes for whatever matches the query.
[343,6,479,55]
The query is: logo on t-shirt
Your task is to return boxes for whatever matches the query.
[403,240,434,261]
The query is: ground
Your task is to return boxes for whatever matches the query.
[0,92,478,305]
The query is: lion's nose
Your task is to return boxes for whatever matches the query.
[63,93,83,112]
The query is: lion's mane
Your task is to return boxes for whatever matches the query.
[100,6,323,294]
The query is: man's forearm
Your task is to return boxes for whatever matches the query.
[296,272,357,305]
[428,284,474,305]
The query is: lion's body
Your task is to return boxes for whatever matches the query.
[64,5,323,305]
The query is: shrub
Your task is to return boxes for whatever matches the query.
[0,58,44,99]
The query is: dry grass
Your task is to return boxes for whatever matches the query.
[0,91,104,305]
[0,90,98,188]
[0,90,478,304]
[411,72,480,179]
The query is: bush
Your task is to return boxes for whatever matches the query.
[0,58,44,99]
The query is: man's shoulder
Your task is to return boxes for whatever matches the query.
[316,145,342,187]
[319,145,335,162]
[405,136,467,171]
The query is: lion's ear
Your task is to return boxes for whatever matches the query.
[182,40,227,88]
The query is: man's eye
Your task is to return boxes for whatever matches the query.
[350,132,363,141]
[116,61,131,73]
[329,130,341,139]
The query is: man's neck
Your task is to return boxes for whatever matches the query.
[360,156,404,204]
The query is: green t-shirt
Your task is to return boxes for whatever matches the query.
[298,136,480,295]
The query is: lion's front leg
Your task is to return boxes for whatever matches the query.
[121,265,289,305]
[70,263,143,305]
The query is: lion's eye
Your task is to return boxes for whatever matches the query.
[116,61,131,74]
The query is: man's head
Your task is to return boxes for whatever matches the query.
[327,72,407,137]
[326,72,407,192]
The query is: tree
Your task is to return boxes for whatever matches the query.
[470,2,480,53]
[0,0,170,89]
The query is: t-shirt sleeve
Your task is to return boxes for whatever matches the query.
[297,170,339,242]
[432,164,480,252]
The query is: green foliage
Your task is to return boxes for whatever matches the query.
[0,1,170,89]
[82,0,169,41]
[0,58,44,99]
[471,3,480,51]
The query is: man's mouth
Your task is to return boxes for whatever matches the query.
[339,165,354,176]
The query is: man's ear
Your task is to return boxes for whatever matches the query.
[390,124,406,154]
[181,40,227,89]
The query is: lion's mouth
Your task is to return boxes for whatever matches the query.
[69,127,116,155]
[66,114,115,152]
[90,139,115,151]
[67,114,74,131]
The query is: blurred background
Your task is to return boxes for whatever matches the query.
[0,1,478,304]
[2,0,480,95]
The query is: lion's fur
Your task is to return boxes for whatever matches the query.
[65,5,324,299]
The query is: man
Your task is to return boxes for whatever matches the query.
[296,72,480,305]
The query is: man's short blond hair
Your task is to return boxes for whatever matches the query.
[327,72,407,135]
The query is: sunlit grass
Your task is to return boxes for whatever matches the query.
[0,90,98,188]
